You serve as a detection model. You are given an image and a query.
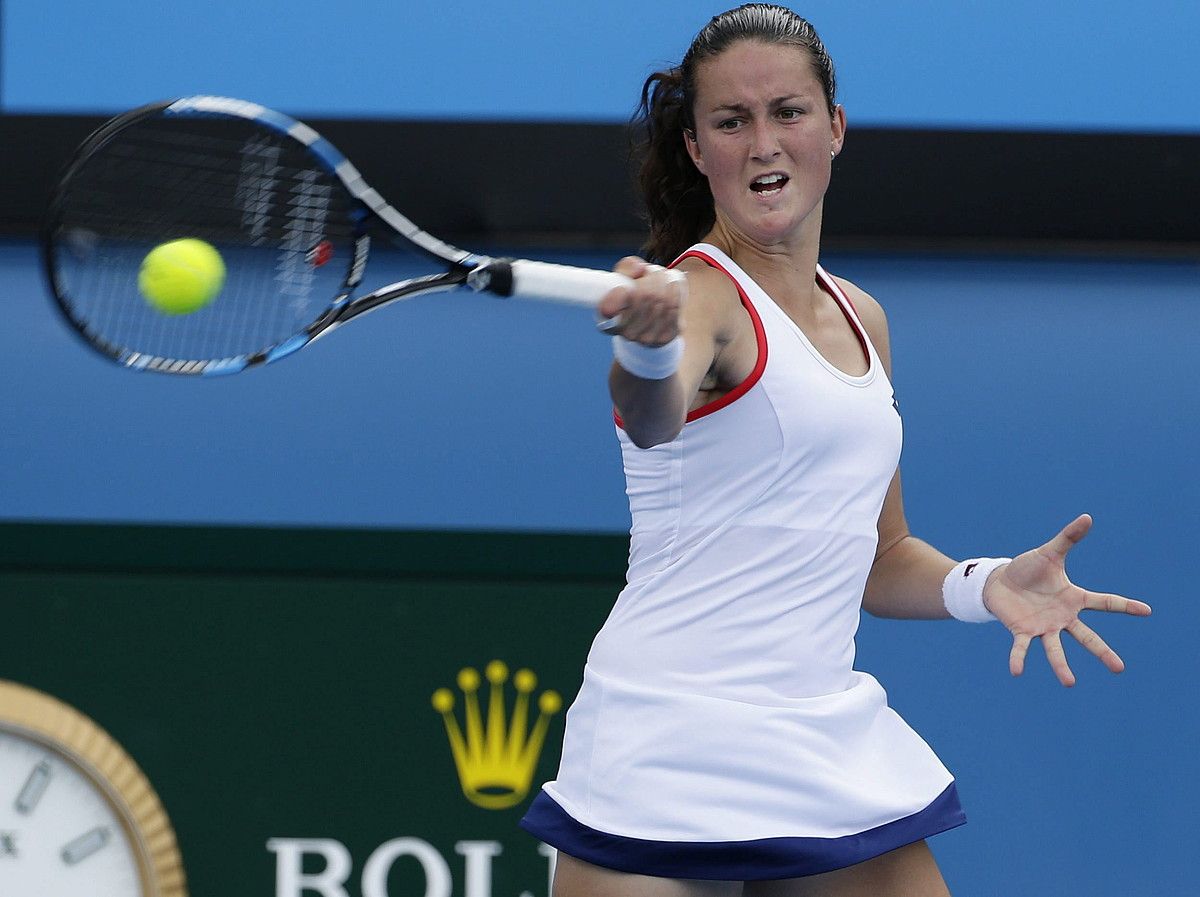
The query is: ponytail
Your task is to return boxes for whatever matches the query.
[633,69,714,265]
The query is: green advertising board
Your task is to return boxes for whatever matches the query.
[0,523,627,897]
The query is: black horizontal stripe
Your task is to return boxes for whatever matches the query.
[3,113,1197,252]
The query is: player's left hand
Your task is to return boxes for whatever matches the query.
[981,514,1152,687]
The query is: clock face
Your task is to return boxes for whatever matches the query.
[0,728,144,894]
[0,681,186,897]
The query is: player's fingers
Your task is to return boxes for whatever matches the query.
[615,258,681,301]
[629,277,685,341]
[601,258,659,320]
[619,300,679,347]
[613,256,654,278]
[1066,619,1124,674]
[1009,633,1033,677]
[1041,631,1077,687]
[1083,591,1153,616]
[1042,513,1092,561]
[597,285,633,321]
[601,281,672,335]
[638,267,684,308]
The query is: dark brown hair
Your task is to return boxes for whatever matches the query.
[633,4,837,263]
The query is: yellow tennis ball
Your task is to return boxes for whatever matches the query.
[138,238,225,314]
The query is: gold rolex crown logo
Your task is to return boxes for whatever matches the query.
[431,660,562,810]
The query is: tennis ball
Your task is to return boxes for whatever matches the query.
[138,238,225,314]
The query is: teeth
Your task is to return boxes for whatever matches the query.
[753,174,785,185]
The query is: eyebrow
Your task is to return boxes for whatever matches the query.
[707,96,809,114]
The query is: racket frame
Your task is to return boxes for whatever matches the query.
[42,96,633,375]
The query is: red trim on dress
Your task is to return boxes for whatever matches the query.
[613,249,768,430]
[816,267,870,371]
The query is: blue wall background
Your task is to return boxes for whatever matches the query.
[2,1,1198,892]
[3,0,1198,131]
[3,238,1196,892]
[5,241,1198,537]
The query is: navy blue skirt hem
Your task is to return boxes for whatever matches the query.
[519,783,966,881]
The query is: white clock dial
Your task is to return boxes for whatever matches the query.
[0,682,187,897]
[0,729,142,893]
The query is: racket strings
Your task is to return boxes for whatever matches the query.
[49,115,360,366]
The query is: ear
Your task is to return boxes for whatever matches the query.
[830,104,847,158]
[683,127,706,175]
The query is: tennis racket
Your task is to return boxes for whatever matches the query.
[42,96,637,375]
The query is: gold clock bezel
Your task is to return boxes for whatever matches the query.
[0,679,187,897]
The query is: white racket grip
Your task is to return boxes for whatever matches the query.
[508,259,632,308]
[468,259,685,333]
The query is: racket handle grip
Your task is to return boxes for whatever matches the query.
[471,259,632,308]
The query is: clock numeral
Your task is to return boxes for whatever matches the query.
[0,831,17,858]
[15,760,52,814]
[61,826,110,865]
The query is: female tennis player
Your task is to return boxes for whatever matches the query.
[520,5,1151,895]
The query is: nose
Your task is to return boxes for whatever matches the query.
[749,118,781,161]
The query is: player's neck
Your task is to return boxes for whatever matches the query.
[706,216,824,298]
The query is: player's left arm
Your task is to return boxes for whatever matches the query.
[836,277,957,620]
[845,276,1152,686]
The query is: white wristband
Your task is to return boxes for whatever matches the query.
[942,557,1011,622]
[612,335,683,380]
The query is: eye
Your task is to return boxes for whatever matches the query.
[716,117,743,131]
[777,107,806,121]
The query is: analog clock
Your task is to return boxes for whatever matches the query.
[0,679,186,896]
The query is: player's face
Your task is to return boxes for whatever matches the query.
[685,40,845,249]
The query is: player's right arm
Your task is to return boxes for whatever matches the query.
[598,256,739,448]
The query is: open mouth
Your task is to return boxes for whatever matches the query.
[750,173,789,196]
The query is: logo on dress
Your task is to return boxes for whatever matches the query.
[431,661,562,810]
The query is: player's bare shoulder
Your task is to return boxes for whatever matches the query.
[671,256,758,395]
[675,256,744,344]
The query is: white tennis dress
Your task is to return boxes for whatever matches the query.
[521,244,965,880]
